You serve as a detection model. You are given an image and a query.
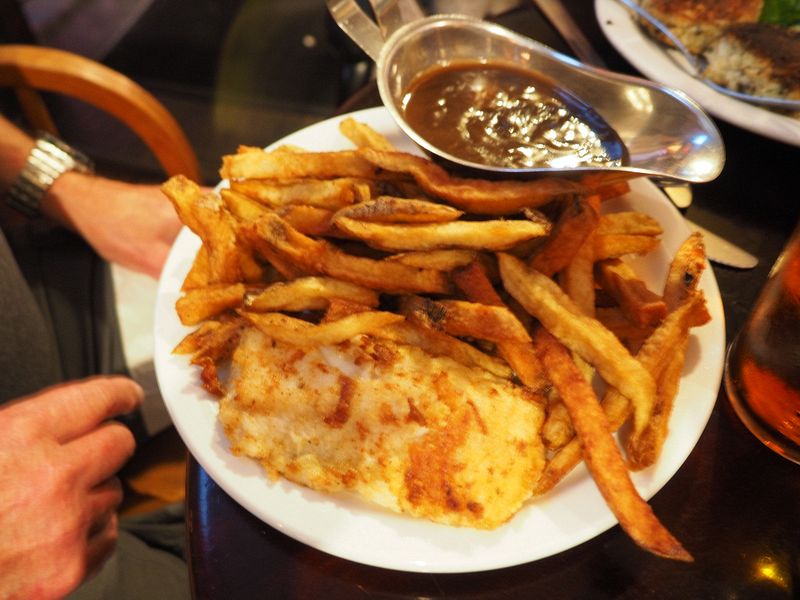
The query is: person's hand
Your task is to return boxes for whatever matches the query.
[0,377,143,600]
[43,172,185,278]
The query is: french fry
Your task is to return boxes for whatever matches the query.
[536,292,709,493]
[386,249,479,271]
[529,195,599,276]
[333,196,463,224]
[339,117,396,151]
[162,176,260,284]
[243,213,450,294]
[532,327,692,562]
[276,205,334,236]
[559,196,601,317]
[597,259,667,327]
[358,148,586,215]
[597,211,663,236]
[542,399,574,450]
[626,337,689,470]
[452,261,550,392]
[240,309,404,346]
[221,149,384,181]
[596,307,655,352]
[380,320,513,379]
[334,216,550,252]
[230,178,366,210]
[499,253,656,438]
[663,232,706,311]
[399,296,532,344]
[182,245,210,291]
[174,316,246,367]
[594,234,660,261]
[246,276,379,312]
[176,283,246,326]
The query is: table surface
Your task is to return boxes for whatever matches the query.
[184,3,800,598]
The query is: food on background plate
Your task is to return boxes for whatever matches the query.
[162,118,710,560]
[637,0,800,110]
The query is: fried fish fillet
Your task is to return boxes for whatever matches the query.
[640,0,763,53]
[704,23,800,102]
[218,328,546,529]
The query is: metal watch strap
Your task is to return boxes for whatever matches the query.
[4,132,94,218]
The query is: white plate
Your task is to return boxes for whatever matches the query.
[154,106,726,573]
[595,0,800,147]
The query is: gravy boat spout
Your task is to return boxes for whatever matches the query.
[327,0,724,183]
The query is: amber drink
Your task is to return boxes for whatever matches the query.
[725,222,800,463]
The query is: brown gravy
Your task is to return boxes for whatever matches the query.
[401,60,627,170]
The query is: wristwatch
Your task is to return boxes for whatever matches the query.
[4,132,94,217]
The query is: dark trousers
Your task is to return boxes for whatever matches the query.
[0,220,189,599]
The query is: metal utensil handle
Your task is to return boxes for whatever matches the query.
[368,0,425,39]
[532,0,608,67]
[326,0,386,61]
[326,0,425,61]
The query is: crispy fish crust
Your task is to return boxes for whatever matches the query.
[640,0,762,53]
[704,23,800,100]
[219,328,546,529]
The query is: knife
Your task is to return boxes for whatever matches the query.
[530,0,758,269]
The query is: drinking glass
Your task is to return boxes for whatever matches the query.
[725,220,800,463]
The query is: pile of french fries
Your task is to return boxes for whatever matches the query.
[163,117,710,562]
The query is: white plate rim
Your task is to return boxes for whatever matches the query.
[154,106,726,573]
[594,0,800,147]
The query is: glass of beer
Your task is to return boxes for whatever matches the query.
[725,221,800,463]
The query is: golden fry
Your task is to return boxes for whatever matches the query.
[333,196,463,224]
[358,148,585,215]
[335,216,549,252]
[380,321,513,379]
[529,195,599,276]
[597,259,667,327]
[244,213,450,294]
[221,149,383,181]
[533,327,692,562]
[241,309,404,346]
[230,177,366,210]
[594,234,660,261]
[498,253,656,438]
[452,261,550,392]
[176,283,246,326]
[339,117,396,151]
[386,249,479,271]
[400,296,532,344]
[597,211,664,236]
[663,232,706,311]
[246,276,379,312]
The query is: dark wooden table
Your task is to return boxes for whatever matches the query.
[185,3,800,598]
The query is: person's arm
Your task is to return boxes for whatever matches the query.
[0,116,183,278]
[0,377,143,600]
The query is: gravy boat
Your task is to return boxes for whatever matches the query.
[327,0,724,182]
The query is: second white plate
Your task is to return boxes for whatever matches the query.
[595,0,800,147]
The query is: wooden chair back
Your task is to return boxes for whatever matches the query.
[0,44,200,181]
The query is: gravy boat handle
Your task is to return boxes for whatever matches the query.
[326,0,426,61]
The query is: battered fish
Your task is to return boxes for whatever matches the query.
[640,0,762,53]
[218,328,546,529]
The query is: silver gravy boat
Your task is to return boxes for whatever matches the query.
[327,0,724,183]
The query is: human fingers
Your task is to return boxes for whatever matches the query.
[21,376,143,444]
[86,477,124,538]
[63,420,136,488]
[83,511,119,581]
